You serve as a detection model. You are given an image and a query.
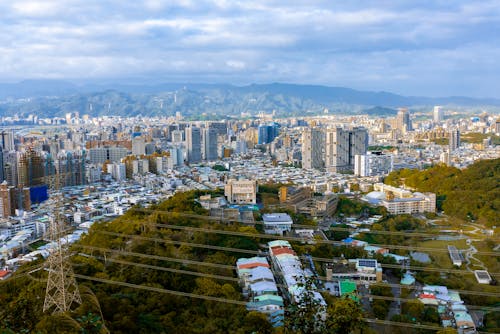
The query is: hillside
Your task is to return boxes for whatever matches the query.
[384,158,500,226]
[1,81,500,119]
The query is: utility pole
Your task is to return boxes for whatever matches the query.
[43,173,81,314]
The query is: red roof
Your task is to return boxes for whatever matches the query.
[0,270,11,278]
[237,263,269,269]
[272,248,295,256]
[419,293,435,299]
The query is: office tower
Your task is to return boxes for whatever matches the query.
[0,130,15,151]
[186,126,202,163]
[354,152,393,176]
[258,123,279,145]
[168,147,184,168]
[202,128,218,161]
[325,127,368,173]
[396,108,412,132]
[433,106,444,123]
[171,130,184,143]
[132,136,146,156]
[495,119,500,135]
[302,127,325,170]
[449,129,460,151]
[208,122,228,136]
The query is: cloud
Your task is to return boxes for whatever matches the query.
[0,0,498,97]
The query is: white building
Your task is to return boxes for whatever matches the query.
[262,213,293,235]
[366,184,436,215]
[354,151,393,176]
[224,179,257,204]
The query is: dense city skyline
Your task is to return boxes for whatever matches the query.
[1,1,499,98]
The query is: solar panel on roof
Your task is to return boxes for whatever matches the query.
[358,259,376,267]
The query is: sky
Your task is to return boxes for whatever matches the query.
[0,0,499,97]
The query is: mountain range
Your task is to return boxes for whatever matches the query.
[0,80,499,118]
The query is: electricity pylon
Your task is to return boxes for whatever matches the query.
[43,173,81,314]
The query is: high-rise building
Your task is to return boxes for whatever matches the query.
[325,127,368,173]
[17,147,45,187]
[0,181,11,218]
[302,127,325,170]
[0,130,15,151]
[433,106,444,123]
[354,152,393,176]
[186,126,202,163]
[202,128,218,161]
[449,129,460,151]
[258,124,279,145]
[56,150,86,187]
[396,108,412,132]
[132,136,146,156]
[89,146,127,164]
[171,130,184,143]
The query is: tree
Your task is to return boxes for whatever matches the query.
[326,297,364,334]
[284,277,326,334]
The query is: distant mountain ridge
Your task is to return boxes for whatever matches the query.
[0,80,499,118]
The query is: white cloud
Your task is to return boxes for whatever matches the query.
[0,0,498,96]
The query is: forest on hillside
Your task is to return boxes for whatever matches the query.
[0,191,363,334]
[384,158,500,227]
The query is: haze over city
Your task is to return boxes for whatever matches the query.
[1,1,500,97]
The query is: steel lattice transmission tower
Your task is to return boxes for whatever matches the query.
[43,174,81,314]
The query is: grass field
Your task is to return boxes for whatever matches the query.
[417,238,468,269]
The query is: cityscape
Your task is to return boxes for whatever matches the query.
[0,1,499,334]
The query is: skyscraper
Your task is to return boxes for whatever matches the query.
[186,126,202,163]
[202,128,218,161]
[325,127,368,173]
[0,130,15,151]
[396,108,412,132]
[301,127,324,169]
[449,129,460,151]
[433,106,444,123]
[258,123,279,145]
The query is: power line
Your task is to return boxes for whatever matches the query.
[73,273,247,306]
[77,251,500,313]
[132,208,500,241]
[94,230,500,277]
[76,244,237,269]
[138,220,500,257]
[80,256,239,283]
[72,273,497,333]
[75,244,500,300]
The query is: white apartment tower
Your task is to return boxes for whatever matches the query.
[301,127,324,169]
[433,106,444,123]
[325,127,368,173]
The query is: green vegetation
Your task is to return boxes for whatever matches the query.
[367,145,396,151]
[212,164,228,172]
[461,132,500,145]
[1,190,370,333]
[384,158,500,226]
[336,196,387,217]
